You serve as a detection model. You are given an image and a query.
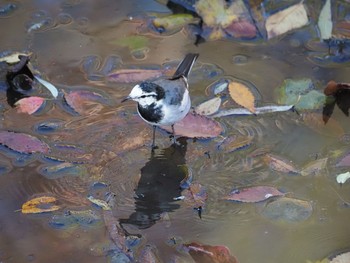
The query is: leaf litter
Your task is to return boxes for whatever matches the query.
[223,186,284,203]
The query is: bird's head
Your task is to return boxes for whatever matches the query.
[122,82,165,107]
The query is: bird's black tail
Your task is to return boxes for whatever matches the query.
[171,53,199,79]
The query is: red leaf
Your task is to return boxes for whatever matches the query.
[161,113,223,138]
[184,242,239,263]
[0,131,49,154]
[224,19,257,38]
[107,69,164,83]
[223,186,284,203]
[15,96,45,114]
[64,90,106,114]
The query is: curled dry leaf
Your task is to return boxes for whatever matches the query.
[223,186,284,203]
[107,69,164,83]
[161,112,223,138]
[22,196,59,214]
[15,96,45,114]
[194,97,222,116]
[263,154,299,174]
[228,81,255,113]
[266,2,308,39]
[184,242,239,263]
[0,131,49,154]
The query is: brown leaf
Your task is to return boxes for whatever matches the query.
[161,112,223,138]
[194,97,222,116]
[263,154,299,174]
[22,196,60,214]
[301,158,328,176]
[223,186,284,203]
[182,182,208,207]
[217,135,253,153]
[228,81,255,113]
[107,69,164,83]
[185,242,239,263]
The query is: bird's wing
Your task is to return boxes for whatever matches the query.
[154,78,187,106]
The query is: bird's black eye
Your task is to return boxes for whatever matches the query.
[140,95,147,98]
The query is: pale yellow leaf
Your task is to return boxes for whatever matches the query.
[266,2,308,39]
[21,196,60,214]
[228,81,255,113]
[336,171,350,184]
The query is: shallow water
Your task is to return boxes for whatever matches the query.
[1,0,350,262]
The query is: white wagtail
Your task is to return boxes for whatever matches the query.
[122,53,199,149]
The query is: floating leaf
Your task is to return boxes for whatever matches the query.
[336,171,350,184]
[330,251,350,263]
[194,97,222,116]
[15,96,45,114]
[0,131,49,154]
[113,35,149,50]
[228,81,255,113]
[217,135,253,153]
[223,186,284,203]
[318,0,332,40]
[184,242,238,263]
[224,19,257,38]
[263,154,299,174]
[107,69,164,83]
[301,158,328,176]
[0,52,31,64]
[212,104,294,117]
[336,152,350,167]
[63,90,106,114]
[182,182,208,207]
[266,2,308,39]
[161,112,223,138]
[34,76,59,98]
[152,14,199,32]
[22,196,59,214]
[87,195,111,210]
[261,197,312,222]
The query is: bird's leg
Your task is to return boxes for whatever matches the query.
[151,125,158,150]
[171,124,177,145]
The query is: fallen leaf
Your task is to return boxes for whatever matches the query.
[217,135,253,153]
[194,97,222,116]
[182,182,208,207]
[0,131,50,154]
[152,14,199,32]
[301,158,328,176]
[318,0,332,40]
[266,2,309,39]
[184,242,238,263]
[228,81,255,113]
[263,154,299,174]
[211,104,294,117]
[336,171,350,184]
[161,112,223,138]
[87,195,111,210]
[224,19,257,38]
[63,90,107,114]
[107,69,164,83]
[223,186,284,203]
[330,251,350,263]
[22,196,59,214]
[15,96,45,114]
[336,153,350,167]
[0,52,32,64]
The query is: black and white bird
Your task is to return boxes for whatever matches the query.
[122,53,199,149]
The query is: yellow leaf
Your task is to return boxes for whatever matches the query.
[228,81,256,113]
[21,196,60,214]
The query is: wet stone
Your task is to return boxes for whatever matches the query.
[0,3,17,17]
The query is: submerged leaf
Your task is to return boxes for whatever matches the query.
[161,112,223,138]
[223,186,284,203]
[152,14,199,32]
[318,0,332,40]
[15,96,45,114]
[87,195,111,210]
[63,90,106,114]
[228,81,255,113]
[263,154,299,174]
[0,131,49,154]
[194,97,222,116]
[184,242,238,263]
[107,69,164,83]
[22,196,59,214]
[266,2,308,39]
[336,153,350,167]
[336,171,350,184]
[182,182,208,207]
[301,158,328,176]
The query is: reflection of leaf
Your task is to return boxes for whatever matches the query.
[263,154,299,174]
[87,196,111,210]
[0,131,50,154]
[336,171,350,184]
[223,186,284,203]
[34,76,59,98]
[266,2,308,39]
[0,52,32,64]
[185,242,239,263]
[336,152,350,167]
[301,158,328,176]
[182,182,208,207]
[63,90,107,114]
[22,196,59,214]
[318,0,332,40]
[15,96,45,114]
[161,112,223,138]
[228,81,255,113]
[107,69,164,83]
[194,97,221,116]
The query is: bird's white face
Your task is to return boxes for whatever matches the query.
[128,84,158,107]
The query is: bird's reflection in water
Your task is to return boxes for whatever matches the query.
[120,139,187,229]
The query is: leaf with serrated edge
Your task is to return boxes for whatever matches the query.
[228,81,255,113]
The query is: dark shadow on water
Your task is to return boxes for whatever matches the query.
[120,138,187,229]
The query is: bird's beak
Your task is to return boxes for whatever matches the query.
[121,96,131,103]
